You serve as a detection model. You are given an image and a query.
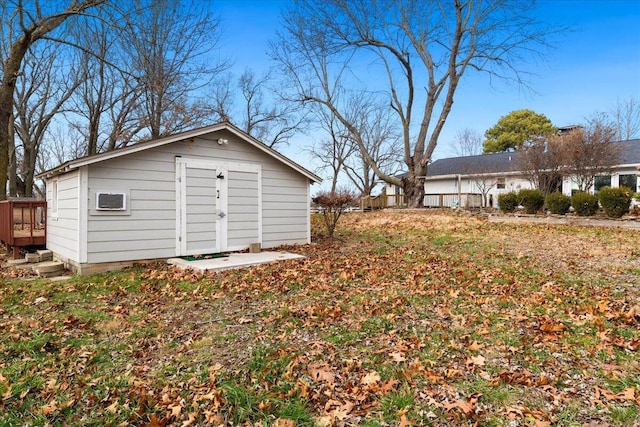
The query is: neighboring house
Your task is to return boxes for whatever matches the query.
[385,139,640,208]
[37,122,321,275]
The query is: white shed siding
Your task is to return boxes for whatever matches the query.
[86,151,177,263]
[227,170,260,250]
[85,132,310,263]
[261,172,309,247]
[47,170,80,261]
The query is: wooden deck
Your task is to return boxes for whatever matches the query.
[0,199,46,257]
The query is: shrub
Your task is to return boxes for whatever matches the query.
[546,192,571,215]
[518,189,544,214]
[571,191,599,216]
[312,189,357,237]
[497,192,519,213]
[598,186,632,218]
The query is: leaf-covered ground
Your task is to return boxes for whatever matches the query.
[1,210,639,426]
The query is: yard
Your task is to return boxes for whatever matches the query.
[0,210,639,426]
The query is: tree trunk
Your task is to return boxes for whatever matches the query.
[22,143,37,197]
[0,80,16,199]
[402,166,426,208]
[8,118,17,197]
[0,35,33,200]
[0,73,21,200]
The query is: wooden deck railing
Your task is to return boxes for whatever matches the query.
[360,194,407,210]
[0,199,46,257]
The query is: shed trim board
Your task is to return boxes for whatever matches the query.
[78,166,89,263]
[38,122,321,184]
[175,157,262,256]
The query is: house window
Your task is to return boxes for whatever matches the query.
[619,174,637,193]
[496,178,506,189]
[51,179,58,216]
[594,175,611,193]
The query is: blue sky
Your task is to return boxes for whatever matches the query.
[215,0,640,180]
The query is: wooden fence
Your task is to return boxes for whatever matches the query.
[424,193,483,208]
[360,193,483,210]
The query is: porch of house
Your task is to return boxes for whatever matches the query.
[0,199,46,258]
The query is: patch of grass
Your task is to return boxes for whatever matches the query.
[460,379,515,406]
[380,388,415,421]
[274,398,314,425]
[219,381,266,424]
[605,374,640,393]
[325,326,360,346]
[361,316,394,335]
[431,235,454,246]
[608,405,639,426]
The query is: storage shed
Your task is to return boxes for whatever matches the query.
[37,122,321,275]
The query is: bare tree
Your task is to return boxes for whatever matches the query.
[517,114,621,195]
[121,0,228,140]
[239,69,309,148]
[309,109,356,192]
[451,128,483,157]
[560,115,621,192]
[209,68,308,148]
[39,127,85,171]
[610,96,640,141]
[470,173,497,208]
[67,17,145,156]
[516,137,564,195]
[209,73,234,123]
[0,0,105,200]
[13,43,80,196]
[309,98,402,196]
[341,104,403,196]
[271,0,559,207]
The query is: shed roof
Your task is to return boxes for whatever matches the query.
[426,139,640,177]
[37,122,322,183]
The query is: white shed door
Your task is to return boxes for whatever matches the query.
[176,159,261,256]
[226,170,260,251]
[179,164,218,256]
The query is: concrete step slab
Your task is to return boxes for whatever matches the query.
[34,261,66,277]
[36,249,53,262]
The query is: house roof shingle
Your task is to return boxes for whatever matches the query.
[426,139,640,177]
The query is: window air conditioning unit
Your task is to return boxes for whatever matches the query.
[96,192,126,211]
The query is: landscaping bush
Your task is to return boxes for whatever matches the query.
[571,191,599,216]
[312,188,357,237]
[497,192,519,213]
[518,189,544,214]
[545,192,571,215]
[598,186,632,218]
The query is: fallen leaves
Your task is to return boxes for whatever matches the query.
[1,211,639,425]
[308,363,336,385]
